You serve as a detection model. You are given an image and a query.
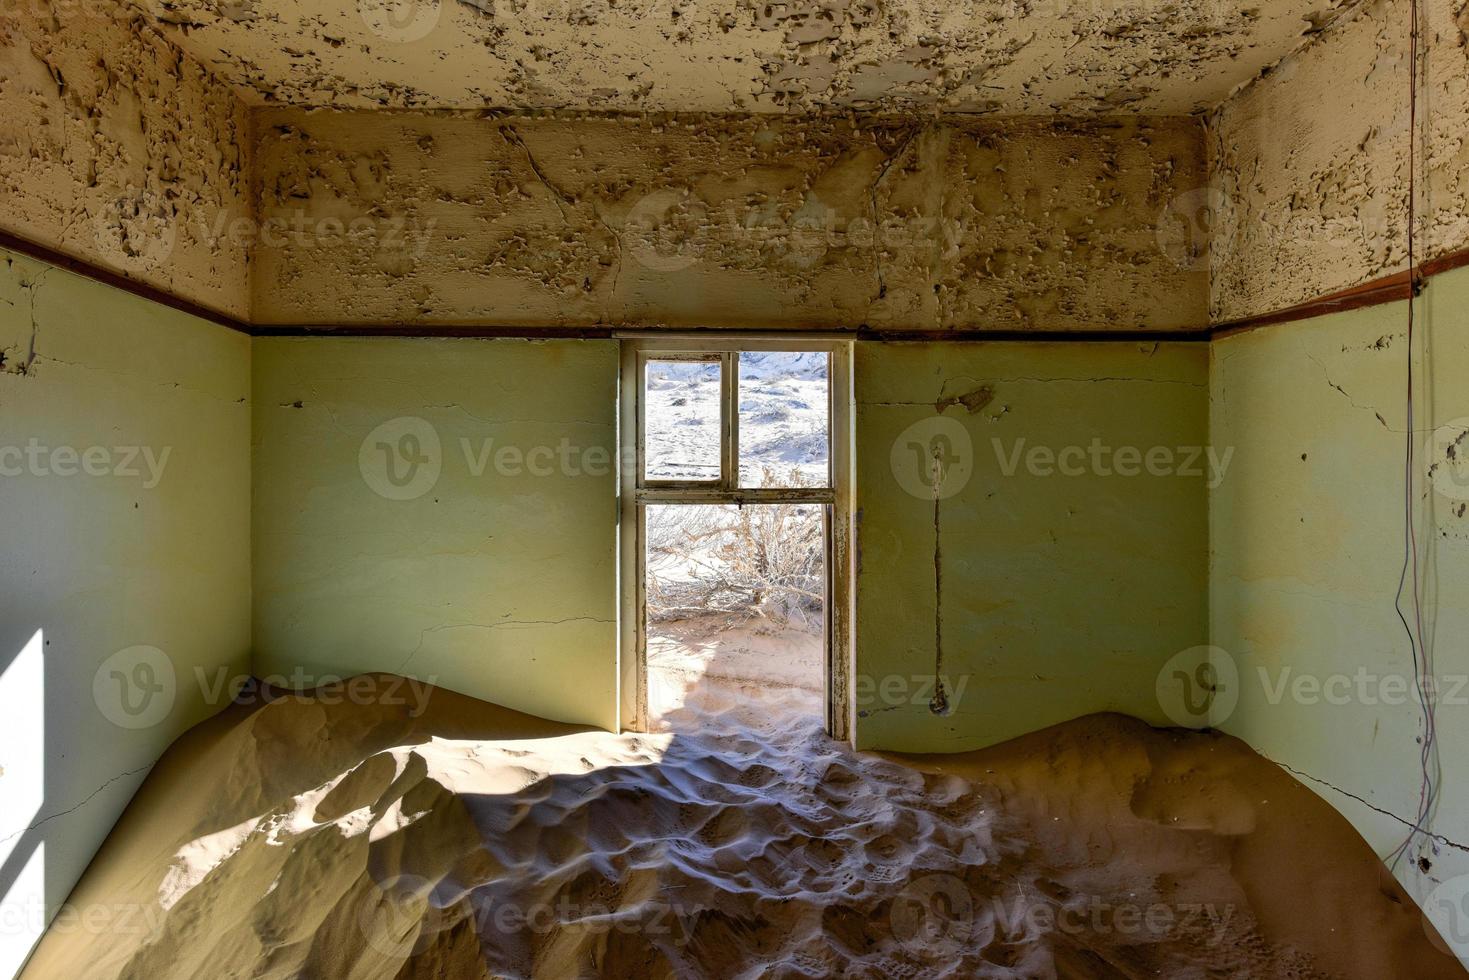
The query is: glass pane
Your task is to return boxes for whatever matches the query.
[738,351,830,488]
[645,503,825,734]
[644,358,721,481]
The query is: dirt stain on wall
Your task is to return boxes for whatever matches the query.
[0,6,253,317]
[135,0,1364,117]
[249,110,1207,331]
[1208,0,1469,322]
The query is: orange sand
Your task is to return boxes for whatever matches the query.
[22,674,1464,979]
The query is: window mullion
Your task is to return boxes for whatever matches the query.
[722,350,739,493]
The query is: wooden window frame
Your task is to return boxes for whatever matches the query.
[618,337,854,741]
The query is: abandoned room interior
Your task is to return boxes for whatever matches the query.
[3,0,1469,976]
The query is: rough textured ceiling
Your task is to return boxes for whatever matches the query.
[141,0,1368,114]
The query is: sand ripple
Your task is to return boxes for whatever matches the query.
[21,676,1464,980]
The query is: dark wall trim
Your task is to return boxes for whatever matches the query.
[253,323,1213,343]
[6,228,1468,344]
[252,324,621,340]
[0,230,251,335]
[1211,246,1469,340]
[1210,274,1415,339]
[854,327,1210,343]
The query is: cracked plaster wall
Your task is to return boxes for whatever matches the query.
[251,336,619,731]
[0,248,251,976]
[1207,0,1469,322]
[137,0,1366,117]
[1210,262,1469,908]
[12,0,1468,943]
[0,5,253,319]
[250,109,1208,332]
[853,340,1209,751]
[1206,0,1469,903]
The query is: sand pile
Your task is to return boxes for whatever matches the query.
[23,674,1464,980]
[644,615,824,730]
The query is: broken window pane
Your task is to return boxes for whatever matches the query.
[738,351,830,489]
[644,358,721,481]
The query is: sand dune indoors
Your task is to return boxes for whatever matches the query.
[7,1,1469,976]
[22,674,1462,980]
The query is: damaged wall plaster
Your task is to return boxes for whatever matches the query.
[251,337,619,731]
[1210,262,1469,909]
[0,5,253,318]
[13,0,1465,329]
[250,109,1207,331]
[854,340,1209,751]
[0,248,251,976]
[138,0,1365,117]
[1207,0,1469,322]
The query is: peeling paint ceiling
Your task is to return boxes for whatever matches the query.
[139,0,1369,114]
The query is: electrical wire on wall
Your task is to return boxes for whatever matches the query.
[1387,0,1440,875]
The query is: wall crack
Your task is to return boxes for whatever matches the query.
[0,763,153,848]
[1269,755,1469,855]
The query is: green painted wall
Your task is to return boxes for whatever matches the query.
[853,342,1210,751]
[251,337,620,731]
[254,337,1211,755]
[0,248,252,975]
[1210,264,1469,903]
[18,247,1464,964]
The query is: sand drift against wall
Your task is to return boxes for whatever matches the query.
[23,676,1462,979]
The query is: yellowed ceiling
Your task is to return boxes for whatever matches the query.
[140,0,1368,114]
